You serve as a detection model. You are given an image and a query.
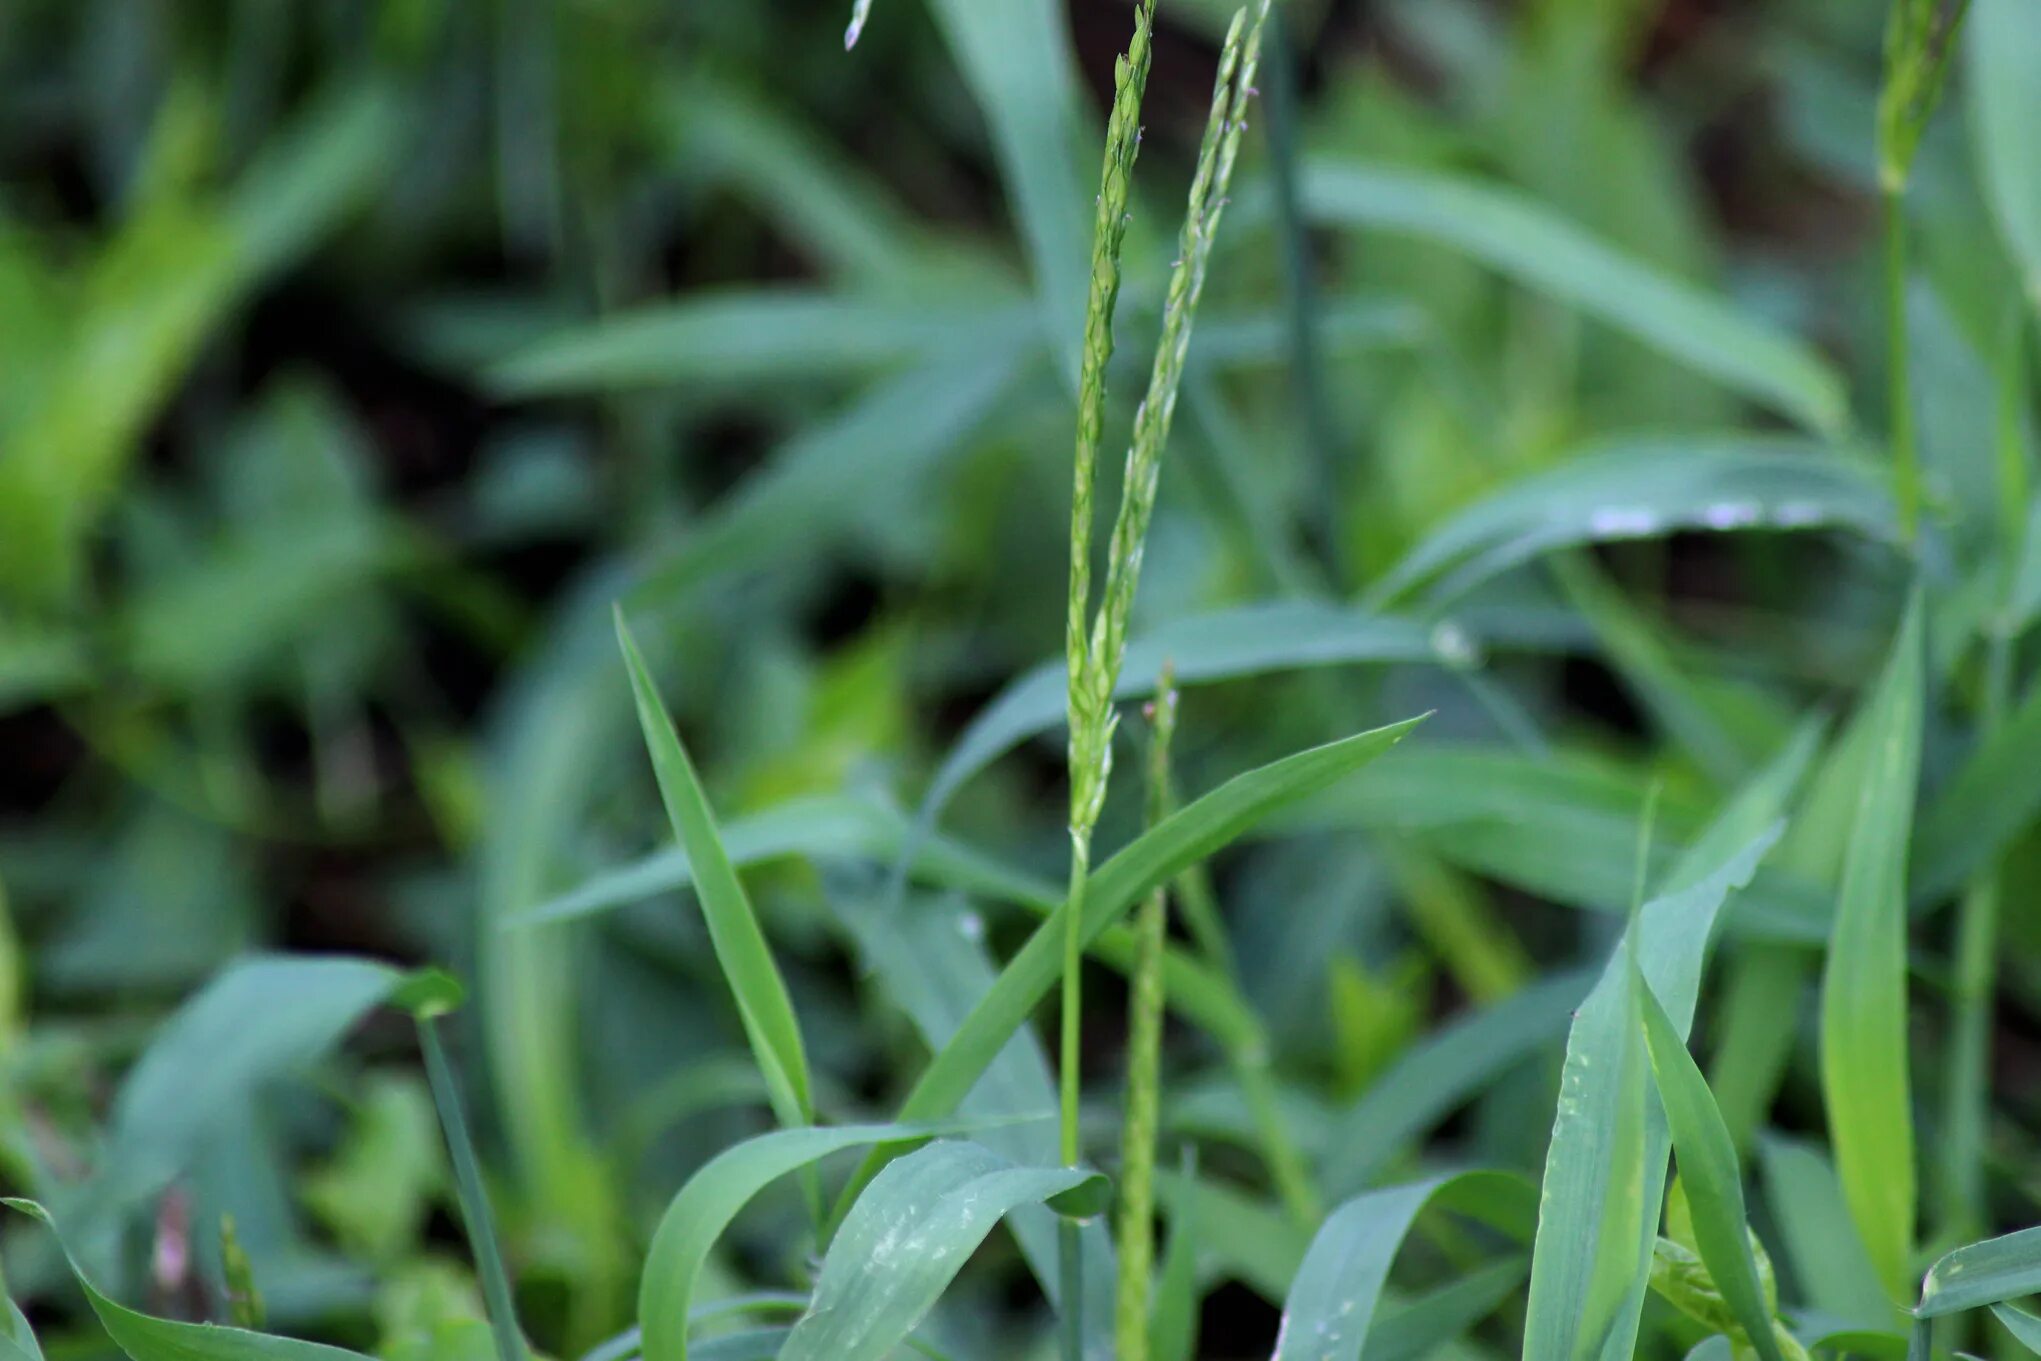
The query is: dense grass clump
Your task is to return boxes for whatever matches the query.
[3,1,2041,1360]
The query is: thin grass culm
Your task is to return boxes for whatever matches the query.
[1115,664,1177,1361]
[1875,0,1970,542]
[1058,4,1270,1356]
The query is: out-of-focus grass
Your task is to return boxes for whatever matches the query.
[3,1,2041,1359]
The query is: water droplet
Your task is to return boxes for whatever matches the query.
[1588,506,1661,538]
[1700,500,1762,531]
[1429,619,1481,669]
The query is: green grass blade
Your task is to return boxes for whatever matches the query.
[3,1199,368,1360]
[419,1017,531,1361]
[827,895,1115,1350]
[1301,163,1849,432]
[780,1141,1105,1361]
[1919,1226,2041,1317]
[1818,592,1924,1306]
[1990,1304,2041,1354]
[1273,1172,1536,1361]
[924,0,1089,379]
[1966,0,2041,307]
[1150,1165,1202,1361]
[1320,968,1595,1198]
[616,610,812,1129]
[1757,1138,1890,1332]
[517,793,1060,927]
[1372,436,1895,605]
[1152,1169,1310,1301]
[1367,1260,1530,1361]
[0,1293,42,1361]
[1521,819,1783,1361]
[70,955,419,1249]
[838,717,1422,1217]
[487,291,1030,396]
[1911,671,2041,901]
[627,354,1018,607]
[225,82,402,279]
[1634,979,1782,1361]
[920,603,1445,826]
[637,1122,973,1361]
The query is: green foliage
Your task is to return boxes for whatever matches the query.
[9,2,2041,1360]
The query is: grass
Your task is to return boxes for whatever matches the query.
[4,1,2041,1360]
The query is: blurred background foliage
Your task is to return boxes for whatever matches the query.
[0,0,2036,1357]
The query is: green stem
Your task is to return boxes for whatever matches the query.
[1058,838,1091,1361]
[1884,186,1920,543]
[420,1016,532,1361]
[1115,678,1178,1361]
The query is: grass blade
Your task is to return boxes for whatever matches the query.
[1968,0,2041,308]
[637,1122,974,1361]
[1301,164,1849,432]
[1634,979,1783,1361]
[1320,968,1595,1198]
[1521,801,1787,1361]
[837,717,1423,1220]
[1273,1172,1536,1361]
[1911,670,2041,902]
[1818,592,1924,1306]
[1919,1226,2041,1317]
[1991,1304,2041,1353]
[419,1016,531,1361]
[616,611,812,1130]
[1372,436,1895,605]
[919,603,1445,828]
[780,1141,1105,1361]
[488,290,1030,396]
[1757,1138,1889,1332]
[828,895,1116,1350]
[4,1199,368,1360]
[924,0,1090,378]
[516,792,1060,927]
[627,354,1018,608]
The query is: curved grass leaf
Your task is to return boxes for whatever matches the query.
[1521,715,1800,1361]
[616,611,812,1129]
[628,353,1018,606]
[827,895,1115,1351]
[1968,0,2041,308]
[1756,1138,1889,1332]
[779,1141,1104,1361]
[1819,594,1924,1305]
[925,0,1089,377]
[1300,163,1849,432]
[419,1016,529,1361]
[1912,671,2041,903]
[488,291,1031,396]
[1991,1304,2041,1354]
[840,717,1423,1217]
[67,955,427,1255]
[1319,968,1595,1198]
[1273,1171,1536,1361]
[4,1199,367,1360]
[1634,981,1782,1361]
[638,1122,969,1361]
[1368,1259,1529,1361]
[0,1299,41,1361]
[1918,1225,2041,1318]
[517,793,1059,927]
[1373,437,1896,605]
[918,603,1446,825]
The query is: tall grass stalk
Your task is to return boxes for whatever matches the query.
[1114,666,1178,1361]
[1940,314,2027,1244]
[1060,4,1268,1353]
[1876,0,1970,541]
